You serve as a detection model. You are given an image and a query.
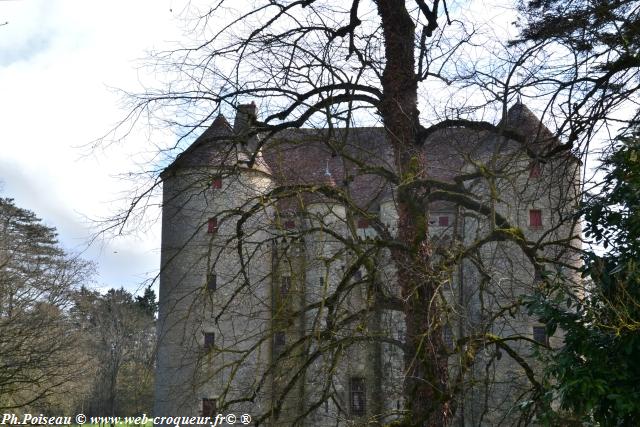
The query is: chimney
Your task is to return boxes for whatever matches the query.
[233,102,257,136]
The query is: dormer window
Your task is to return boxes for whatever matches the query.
[207,217,218,234]
[211,178,222,189]
[529,161,542,178]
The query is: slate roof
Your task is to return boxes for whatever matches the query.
[162,104,558,213]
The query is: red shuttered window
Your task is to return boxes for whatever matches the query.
[207,217,218,234]
[529,209,542,228]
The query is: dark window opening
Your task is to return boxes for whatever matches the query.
[357,218,369,229]
[529,209,542,228]
[207,274,217,291]
[202,398,216,417]
[207,217,218,234]
[204,332,215,351]
[443,325,454,349]
[534,270,544,285]
[211,178,222,189]
[274,332,286,350]
[438,215,449,226]
[350,377,366,417]
[280,276,291,298]
[353,269,362,281]
[284,220,295,229]
[533,326,548,345]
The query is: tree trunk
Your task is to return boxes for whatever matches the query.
[376,1,450,425]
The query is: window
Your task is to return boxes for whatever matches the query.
[532,326,548,345]
[284,220,296,229]
[443,325,453,349]
[280,276,291,298]
[533,270,544,285]
[211,178,222,189]
[529,209,542,228]
[274,331,286,348]
[204,332,215,350]
[357,218,369,229]
[353,269,362,281]
[350,377,366,417]
[438,215,449,227]
[529,161,542,178]
[207,274,217,291]
[202,398,216,417]
[207,217,218,234]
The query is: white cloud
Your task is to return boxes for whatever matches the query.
[0,0,184,293]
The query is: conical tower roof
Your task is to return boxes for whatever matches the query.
[499,102,557,152]
[162,112,272,177]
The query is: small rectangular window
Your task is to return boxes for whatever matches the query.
[443,325,454,349]
[211,178,222,189]
[438,215,449,226]
[529,210,542,228]
[529,162,542,178]
[207,217,218,234]
[274,331,286,348]
[204,332,215,350]
[207,274,217,291]
[533,326,548,345]
[350,377,366,417]
[280,276,291,298]
[353,269,362,281]
[284,220,296,229]
[534,270,544,285]
[202,398,216,417]
[357,218,369,229]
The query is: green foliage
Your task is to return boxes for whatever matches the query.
[71,287,155,416]
[526,130,640,425]
[135,285,158,317]
[0,198,94,411]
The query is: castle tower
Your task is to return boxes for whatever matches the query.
[154,105,274,418]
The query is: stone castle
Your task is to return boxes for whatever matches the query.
[154,102,580,426]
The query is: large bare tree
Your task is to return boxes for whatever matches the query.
[107,1,585,425]
[0,198,93,411]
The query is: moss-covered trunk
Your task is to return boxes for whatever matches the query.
[376,0,450,425]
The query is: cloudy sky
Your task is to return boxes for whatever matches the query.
[0,1,522,295]
[0,0,189,293]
